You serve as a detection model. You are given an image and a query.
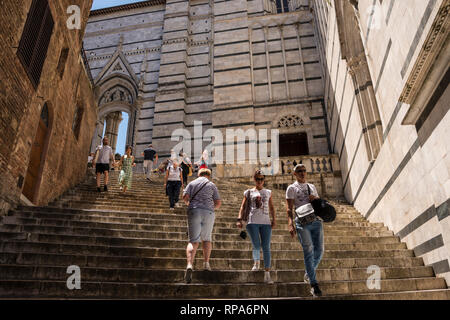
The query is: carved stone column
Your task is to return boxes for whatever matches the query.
[348,54,383,162]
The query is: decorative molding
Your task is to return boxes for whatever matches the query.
[278,115,305,128]
[399,0,450,105]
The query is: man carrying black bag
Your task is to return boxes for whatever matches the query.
[286,164,324,298]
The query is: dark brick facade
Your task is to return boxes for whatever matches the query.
[0,0,96,214]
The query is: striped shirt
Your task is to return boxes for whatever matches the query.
[183,177,220,211]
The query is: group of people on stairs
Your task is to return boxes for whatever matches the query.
[91,138,324,298]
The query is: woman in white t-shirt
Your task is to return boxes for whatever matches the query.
[164,161,184,210]
[236,169,276,284]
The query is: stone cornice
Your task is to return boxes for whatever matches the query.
[399,0,450,104]
[90,0,165,16]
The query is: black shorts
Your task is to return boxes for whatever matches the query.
[96,163,110,174]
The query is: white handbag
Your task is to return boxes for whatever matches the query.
[295,203,314,219]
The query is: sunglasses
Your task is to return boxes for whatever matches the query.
[255,177,265,181]
[296,170,307,173]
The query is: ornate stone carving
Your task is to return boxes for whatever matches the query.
[100,86,133,105]
[399,0,450,105]
[278,115,305,128]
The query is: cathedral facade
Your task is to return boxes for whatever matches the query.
[84,0,330,177]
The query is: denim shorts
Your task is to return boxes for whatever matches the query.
[187,208,215,243]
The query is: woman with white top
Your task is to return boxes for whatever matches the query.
[236,169,276,284]
[164,161,184,210]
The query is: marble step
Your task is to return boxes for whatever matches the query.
[0,277,446,299]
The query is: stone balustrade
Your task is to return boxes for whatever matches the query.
[278,154,340,175]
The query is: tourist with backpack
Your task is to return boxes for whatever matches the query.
[286,164,324,297]
[236,169,276,284]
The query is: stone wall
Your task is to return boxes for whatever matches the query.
[0,0,97,215]
[313,0,450,284]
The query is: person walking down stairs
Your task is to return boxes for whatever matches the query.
[236,169,276,284]
[92,137,114,193]
[286,164,324,298]
[164,161,184,210]
[182,168,221,283]
[118,145,136,194]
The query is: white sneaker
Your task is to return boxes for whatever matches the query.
[264,271,274,284]
[304,272,310,284]
[251,261,260,271]
[170,208,174,211]
[203,262,211,271]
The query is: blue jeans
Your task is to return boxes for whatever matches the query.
[295,218,324,286]
[246,224,272,269]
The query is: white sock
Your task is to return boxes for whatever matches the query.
[187,263,193,269]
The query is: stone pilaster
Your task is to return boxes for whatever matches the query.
[152,0,190,158]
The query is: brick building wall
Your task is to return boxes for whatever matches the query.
[0,0,97,215]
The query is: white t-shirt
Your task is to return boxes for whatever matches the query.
[285,181,319,209]
[167,166,182,181]
[96,145,113,164]
[245,188,272,225]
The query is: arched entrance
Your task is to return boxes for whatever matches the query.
[91,84,137,155]
[22,103,51,202]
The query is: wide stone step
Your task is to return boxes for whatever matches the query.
[0,219,390,235]
[0,239,408,255]
[11,208,367,224]
[1,215,387,232]
[301,289,450,300]
[0,224,395,242]
[0,265,435,283]
[0,240,413,259]
[0,252,426,269]
[4,213,385,229]
[0,277,445,299]
[0,230,402,248]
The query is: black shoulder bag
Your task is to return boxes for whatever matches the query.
[307,185,336,223]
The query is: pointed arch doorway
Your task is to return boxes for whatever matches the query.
[22,103,51,202]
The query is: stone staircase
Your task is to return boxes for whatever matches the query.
[0,171,448,299]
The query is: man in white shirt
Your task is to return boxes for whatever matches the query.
[286,164,323,298]
[92,137,114,192]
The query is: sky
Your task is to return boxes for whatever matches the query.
[91,0,147,10]
[116,112,129,155]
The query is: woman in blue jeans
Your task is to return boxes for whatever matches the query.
[237,169,276,284]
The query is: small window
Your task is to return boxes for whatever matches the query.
[17,0,54,88]
[56,48,69,79]
[276,0,290,13]
[72,105,84,140]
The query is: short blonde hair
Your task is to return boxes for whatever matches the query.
[198,168,212,177]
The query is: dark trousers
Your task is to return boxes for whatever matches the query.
[167,180,182,208]
[181,162,189,184]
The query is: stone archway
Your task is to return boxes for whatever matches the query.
[91,75,140,155]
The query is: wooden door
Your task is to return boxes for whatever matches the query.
[23,118,48,202]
